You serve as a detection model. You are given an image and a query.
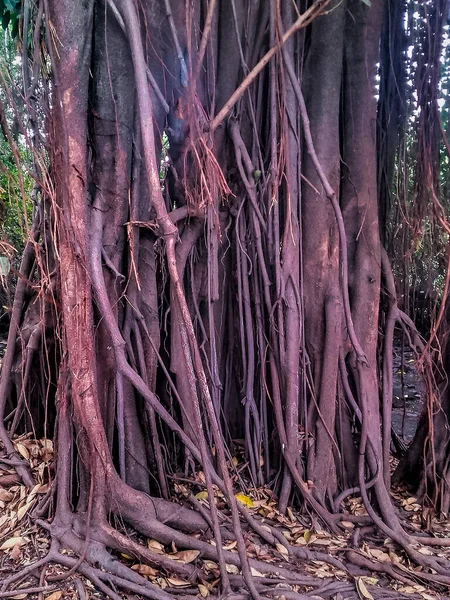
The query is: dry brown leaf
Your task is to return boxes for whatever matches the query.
[203,560,219,572]
[0,487,12,502]
[275,543,289,561]
[361,577,378,585]
[418,547,433,555]
[17,499,35,522]
[9,544,22,561]
[225,563,239,574]
[131,564,158,577]
[398,586,419,594]
[0,536,27,550]
[369,548,390,563]
[15,443,29,460]
[250,567,264,577]
[172,550,200,564]
[223,540,237,551]
[356,577,373,600]
[311,538,331,546]
[198,584,209,597]
[46,592,63,600]
[167,577,190,587]
[147,539,164,553]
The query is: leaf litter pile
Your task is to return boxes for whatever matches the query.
[1,437,450,600]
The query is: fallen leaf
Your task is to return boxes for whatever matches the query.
[15,444,29,460]
[46,593,63,600]
[223,541,237,551]
[361,577,378,585]
[0,487,12,502]
[17,499,35,522]
[131,564,157,577]
[9,544,21,561]
[275,543,289,560]
[311,538,331,546]
[147,539,164,553]
[304,529,316,544]
[250,567,264,577]
[198,584,209,597]
[172,550,200,563]
[235,493,254,508]
[225,563,239,574]
[0,536,27,550]
[203,560,219,572]
[356,577,373,600]
[195,491,209,501]
[418,547,433,555]
[167,577,190,587]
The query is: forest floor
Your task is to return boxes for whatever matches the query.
[1,349,450,600]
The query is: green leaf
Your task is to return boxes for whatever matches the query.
[4,0,18,12]
[360,0,371,6]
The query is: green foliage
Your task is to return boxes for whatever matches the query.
[0,139,33,253]
[0,0,21,38]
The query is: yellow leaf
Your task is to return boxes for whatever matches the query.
[46,593,63,600]
[172,550,200,564]
[235,493,254,508]
[0,536,27,550]
[195,491,209,501]
[304,529,316,544]
[356,577,374,600]
[198,584,209,597]
[120,553,133,560]
[232,457,239,466]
